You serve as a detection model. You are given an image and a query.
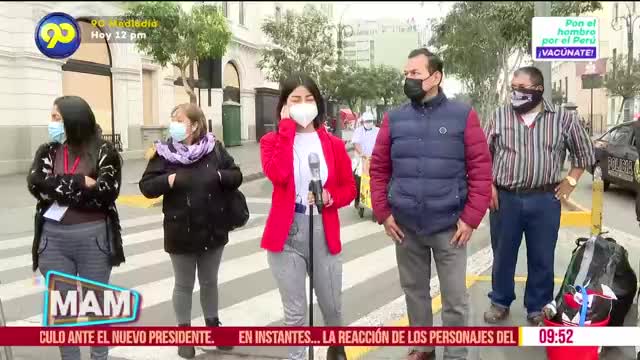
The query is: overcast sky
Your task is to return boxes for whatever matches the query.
[335,1,455,23]
[331,2,462,95]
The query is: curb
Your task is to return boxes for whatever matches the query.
[116,171,265,209]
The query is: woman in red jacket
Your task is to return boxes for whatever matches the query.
[260,73,356,360]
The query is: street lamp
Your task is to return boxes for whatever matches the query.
[327,4,353,138]
[611,2,640,122]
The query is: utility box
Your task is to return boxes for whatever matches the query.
[255,87,279,141]
[222,101,241,147]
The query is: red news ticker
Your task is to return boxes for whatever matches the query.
[0,327,519,347]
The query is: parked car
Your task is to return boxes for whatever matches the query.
[591,121,638,192]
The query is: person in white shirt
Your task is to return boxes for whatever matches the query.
[351,111,379,208]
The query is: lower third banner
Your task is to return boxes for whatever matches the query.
[0,327,519,347]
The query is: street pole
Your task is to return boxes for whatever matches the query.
[611,4,639,123]
[590,88,594,135]
[533,1,553,104]
[334,24,343,140]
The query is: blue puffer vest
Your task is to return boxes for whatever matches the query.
[388,91,471,236]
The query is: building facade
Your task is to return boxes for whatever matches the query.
[550,2,640,134]
[342,18,420,69]
[606,1,640,124]
[0,1,283,175]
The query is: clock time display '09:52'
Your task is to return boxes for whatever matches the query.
[539,328,574,344]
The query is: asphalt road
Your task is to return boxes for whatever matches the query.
[0,174,638,360]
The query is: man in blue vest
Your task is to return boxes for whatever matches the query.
[370,48,493,360]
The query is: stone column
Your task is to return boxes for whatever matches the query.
[240,89,256,141]
[111,67,143,157]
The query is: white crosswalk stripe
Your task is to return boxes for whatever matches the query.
[0,201,532,360]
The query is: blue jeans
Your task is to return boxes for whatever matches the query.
[488,190,561,315]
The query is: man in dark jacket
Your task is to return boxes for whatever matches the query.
[370,48,493,360]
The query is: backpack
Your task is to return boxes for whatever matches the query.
[555,235,638,327]
[213,145,249,231]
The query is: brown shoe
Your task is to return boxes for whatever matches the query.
[483,304,510,324]
[527,313,545,327]
[407,350,435,360]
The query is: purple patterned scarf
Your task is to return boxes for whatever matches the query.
[155,132,216,165]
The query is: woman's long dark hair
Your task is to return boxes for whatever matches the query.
[54,96,99,171]
[276,73,325,130]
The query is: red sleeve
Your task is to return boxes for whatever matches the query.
[460,109,493,228]
[369,113,392,224]
[327,137,357,209]
[259,119,296,185]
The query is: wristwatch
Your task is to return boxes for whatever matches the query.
[565,176,577,187]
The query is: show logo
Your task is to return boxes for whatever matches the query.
[42,270,141,327]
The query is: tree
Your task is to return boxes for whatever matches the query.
[125,2,232,103]
[258,5,336,84]
[552,88,566,106]
[430,1,601,122]
[452,93,473,104]
[605,55,640,123]
[611,3,640,122]
[430,2,504,121]
[371,65,405,107]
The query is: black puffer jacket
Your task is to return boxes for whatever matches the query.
[139,140,243,254]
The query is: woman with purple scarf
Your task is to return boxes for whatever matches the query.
[139,103,242,359]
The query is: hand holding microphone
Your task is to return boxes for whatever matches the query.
[308,152,331,213]
[307,189,333,207]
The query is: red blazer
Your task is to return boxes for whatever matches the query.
[259,118,356,255]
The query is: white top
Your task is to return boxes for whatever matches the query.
[351,125,380,157]
[520,112,539,127]
[293,131,328,214]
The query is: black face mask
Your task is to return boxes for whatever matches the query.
[404,78,426,102]
[511,88,544,114]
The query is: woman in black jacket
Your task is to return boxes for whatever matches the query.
[27,96,124,360]
[139,103,242,359]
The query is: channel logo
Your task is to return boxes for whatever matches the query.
[42,270,141,327]
[34,12,81,59]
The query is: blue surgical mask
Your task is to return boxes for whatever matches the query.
[169,122,188,142]
[48,121,65,143]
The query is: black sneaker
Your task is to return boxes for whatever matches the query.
[205,317,234,351]
[177,323,195,359]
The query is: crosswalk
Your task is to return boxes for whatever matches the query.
[0,197,497,360]
[4,197,636,360]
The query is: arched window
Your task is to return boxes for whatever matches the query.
[61,19,116,147]
[223,62,240,103]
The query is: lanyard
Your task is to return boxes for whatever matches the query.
[63,145,81,174]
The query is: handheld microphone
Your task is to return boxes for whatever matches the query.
[308,152,324,213]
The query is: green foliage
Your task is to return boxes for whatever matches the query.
[605,55,640,99]
[320,61,405,113]
[452,93,473,104]
[258,6,336,84]
[604,55,640,122]
[552,88,566,105]
[429,1,601,121]
[124,2,232,103]
[477,1,602,53]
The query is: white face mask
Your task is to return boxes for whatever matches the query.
[289,103,318,128]
[363,121,374,130]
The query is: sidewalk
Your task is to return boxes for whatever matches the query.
[0,142,263,210]
[0,139,353,218]
[117,142,264,208]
